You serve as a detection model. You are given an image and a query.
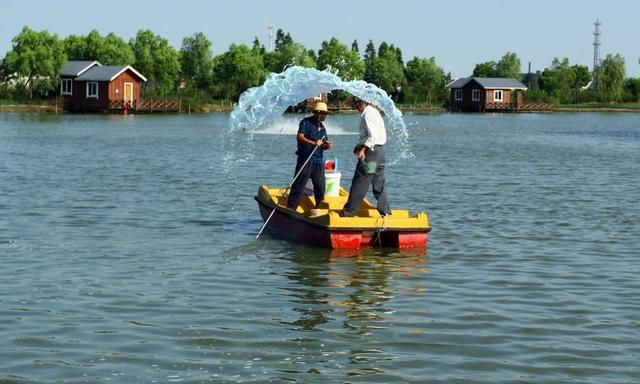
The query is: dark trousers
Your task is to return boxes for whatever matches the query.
[343,145,390,216]
[287,160,325,210]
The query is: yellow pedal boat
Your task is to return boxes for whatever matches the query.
[255,185,431,249]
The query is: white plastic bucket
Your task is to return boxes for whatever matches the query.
[325,171,341,196]
[304,171,342,197]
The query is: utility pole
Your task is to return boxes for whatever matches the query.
[268,25,274,52]
[592,19,602,89]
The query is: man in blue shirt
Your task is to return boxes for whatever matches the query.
[286,101,333,215]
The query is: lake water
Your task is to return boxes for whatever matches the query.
[1,112,638,383]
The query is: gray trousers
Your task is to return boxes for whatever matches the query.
[342,145,390,216]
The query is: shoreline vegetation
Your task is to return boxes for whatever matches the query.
[3,26,640,112]
[3,100,640,114]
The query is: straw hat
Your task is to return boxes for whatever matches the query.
[312,101,333,114]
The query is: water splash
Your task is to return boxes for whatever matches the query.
[229,66,412,165]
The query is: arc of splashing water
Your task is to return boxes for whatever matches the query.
[229,66,413,164]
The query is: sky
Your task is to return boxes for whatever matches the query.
[2,0,639,77]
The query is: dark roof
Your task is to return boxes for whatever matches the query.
[61,61,101,77]
[75,65,147,82]
[447,77,527,90]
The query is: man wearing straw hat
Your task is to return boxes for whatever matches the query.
[286,101,334,215]
[342,97,390,217]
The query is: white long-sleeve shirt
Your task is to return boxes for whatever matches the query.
[357,105,387,150]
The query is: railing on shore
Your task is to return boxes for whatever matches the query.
[484,102,554,112]
[137,99,181,112]
[109,99,181,113]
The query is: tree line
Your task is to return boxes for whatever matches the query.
[1,26,638,105]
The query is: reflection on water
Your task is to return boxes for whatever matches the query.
[281,247,429,379]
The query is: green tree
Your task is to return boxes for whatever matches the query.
[130,29,181,94]
[362,41,405,100]
[264,42,316,73]
[363,40,376,62]
[363,40,377,83]
[472,61,497,77]
[274,29,293,52]
[405,56,446,103]
[624,77,640,102]
[100,33,135,65]
[539,58,575,103]
[351,40,359,56]
[596,53,626,102]
[0,57,12,98]
[64,34,88,60]
[472,61,498,77]
[317,37,364,81]
[5,26,66,98]
[496,52,521,78]
[212,44,267,100]
[252,37,265,55]
[262,31,315,73]
[63,30,133,64]
[180,32,214,91]
[570,64,591,102]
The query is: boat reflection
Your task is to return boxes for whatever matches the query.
[281,246,429,378]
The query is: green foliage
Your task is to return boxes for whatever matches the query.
[180,32,214,90]
[264,42,316,73]
[364,40,376,62]
[317,37,364,81]
[362,42,405,100]
[130,29,181,95]
[624,78,640,102]
[260,30,316,73]
[4,25,638,107]
[351,40,359,56]
[539,58,591,104]
[497,53,519,78]
[473,52,521,79]
[64,30,134,65]
[472,61,497,77]
[274,29,293,52]
[405,56,446,103]
[0,57,12,99]
[496,52,521,78]
[212,44,267,100]
[64,35,87,60]
[102,33,135,65]
[595,54,626,102]
[5,26,66,98]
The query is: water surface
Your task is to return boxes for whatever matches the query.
[1,112,638,383]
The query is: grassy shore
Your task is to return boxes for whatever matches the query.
[555,103,640,112]
[0,99,58,113]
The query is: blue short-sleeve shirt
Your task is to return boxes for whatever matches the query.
[296,116,328,164]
